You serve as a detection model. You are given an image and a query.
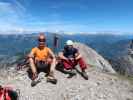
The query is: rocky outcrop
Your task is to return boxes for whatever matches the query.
[74,43,116,73]
[111,54,133,76]
[0,67,133,100]
[109,41,133,76]
[0,43,133,100]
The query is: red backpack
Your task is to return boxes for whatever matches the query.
[0,87,11,100]
[0,86,19,100]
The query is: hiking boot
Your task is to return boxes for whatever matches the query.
[64,69,76,75]
[47,77,57,84]
[81,70,88,80]
[31,77,41,87]
[66,69,76,78]
[47,72,57,84]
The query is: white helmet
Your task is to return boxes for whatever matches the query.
[66,40,74,45]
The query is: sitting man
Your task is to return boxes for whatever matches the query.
[58,40,88,80]
[28,33,57,85]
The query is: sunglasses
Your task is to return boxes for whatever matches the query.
[38,38,46,42]
[38,41,45,45]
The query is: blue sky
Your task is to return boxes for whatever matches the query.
[0,0,133,34]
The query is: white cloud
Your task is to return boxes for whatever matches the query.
[10,0,26,17]
[0,1,32,34]
[0,2,14,15]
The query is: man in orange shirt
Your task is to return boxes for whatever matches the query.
[28,33,57,85]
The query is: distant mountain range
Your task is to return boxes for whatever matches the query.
[0,33,132,56]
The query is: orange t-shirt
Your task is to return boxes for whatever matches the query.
[31,47,51,61]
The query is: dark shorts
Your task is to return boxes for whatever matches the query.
[27,61,50,79]
[35,61,50,73]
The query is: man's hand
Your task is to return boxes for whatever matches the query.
[32,72,38,80]
[68,57,74,61]
[64,57,69,61]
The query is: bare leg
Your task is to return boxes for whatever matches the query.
[46,58,56,78]
[46,58,57,84]
[29,58,37,80]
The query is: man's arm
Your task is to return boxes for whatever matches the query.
[75,50,82,60]
[28,51,34,58]
[58,52,68,61]
[48,48,56,59]
[28,47,37,58]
